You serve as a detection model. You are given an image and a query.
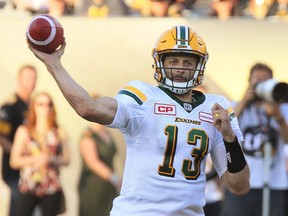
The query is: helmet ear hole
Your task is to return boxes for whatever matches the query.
[197,73,204,85]
[154,71,162,82]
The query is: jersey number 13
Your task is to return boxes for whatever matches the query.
[158,125,209,180]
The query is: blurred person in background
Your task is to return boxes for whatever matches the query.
[122,0,174,17]
[149,0,172,17]
[11,0,49,14]
[138,0,189,17]
[240,0,284,17]
[0,0,7,8]
[275,0,288,15]
[11,0,74,15]
[78,93,121,216]
[84,0,109,17]
[77,0,109,17]
[47,0,75,16]
[0,64,37,216]
[211,0,238,20]
[76,0,129,16]
[221,63,288,216]
[167,0,186,17]
[178,0,215,18]
[9,92,70,216]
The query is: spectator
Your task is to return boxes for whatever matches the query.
[182,0,214,18]
[275,0,288,16]
[77,0,129,16]
[78,93,121,216]
[122,0,150,16]
[245,0,275,19]
[11,0,74,15]
[220,63,288,216]
[0,0,7,9]
[123,0,173,17]
[168,0,185,17]
[9,91,69,216]
[0,64,37,216]
[149,0,171,17]
[211,0,237,20]
[11,0,49,14]
[86,0,109,17]
[48,0,75,16]
[233,0,250,16]
[105,0,129,16]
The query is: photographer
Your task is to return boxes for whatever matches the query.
[221,63,288,216]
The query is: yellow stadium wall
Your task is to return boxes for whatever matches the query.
[0,15,288,216]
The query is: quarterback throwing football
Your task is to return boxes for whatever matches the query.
[28,25,250,216]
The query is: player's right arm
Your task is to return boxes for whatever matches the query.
[28,39,117,125]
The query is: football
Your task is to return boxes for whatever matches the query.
[26,14,64,53]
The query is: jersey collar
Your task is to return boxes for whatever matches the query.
[158,86,206,112]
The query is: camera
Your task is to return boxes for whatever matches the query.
[255,79,288,103]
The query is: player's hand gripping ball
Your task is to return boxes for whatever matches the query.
[26,14,64,53]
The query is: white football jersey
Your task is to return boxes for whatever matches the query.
[108,80,243,216]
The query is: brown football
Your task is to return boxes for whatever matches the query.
[26,14,64,53]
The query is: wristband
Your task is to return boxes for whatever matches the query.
[224,138,247,173]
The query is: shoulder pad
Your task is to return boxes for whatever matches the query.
[118,81,148,105]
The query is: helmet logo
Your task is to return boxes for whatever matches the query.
[160,40,167,43]
[178,45,187,48]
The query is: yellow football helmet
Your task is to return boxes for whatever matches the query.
[152,25,209,94]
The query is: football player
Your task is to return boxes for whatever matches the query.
[28,25,250,216]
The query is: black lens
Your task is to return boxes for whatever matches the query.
[273,82,288,103]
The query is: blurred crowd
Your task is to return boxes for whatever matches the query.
[0,0,287,20]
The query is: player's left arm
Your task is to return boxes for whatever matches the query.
[221,160,250,195]
[212,103,250,195]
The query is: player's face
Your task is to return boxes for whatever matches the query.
[163,54,198,82]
